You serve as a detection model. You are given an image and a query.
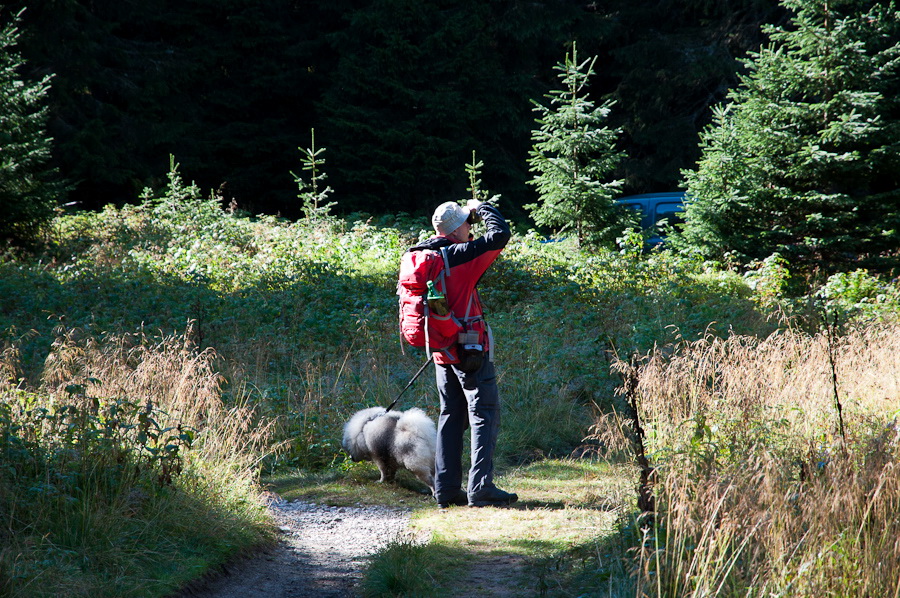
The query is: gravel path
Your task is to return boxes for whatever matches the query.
[175,496,414,598]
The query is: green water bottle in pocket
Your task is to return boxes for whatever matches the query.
[426,280,450,316]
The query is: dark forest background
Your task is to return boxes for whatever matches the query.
[7,0,784,220]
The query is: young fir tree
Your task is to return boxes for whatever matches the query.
[675,0,900,274]
[0,10,60,244]
[526,42,625,248]
[292,129,336,224]
[465,151,500,205]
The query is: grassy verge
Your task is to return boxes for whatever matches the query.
[0,332,275,597]
[594,322,900,597]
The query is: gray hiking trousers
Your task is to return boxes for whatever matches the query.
[433,358,500,502]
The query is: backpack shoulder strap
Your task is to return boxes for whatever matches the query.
[439,246,451,278]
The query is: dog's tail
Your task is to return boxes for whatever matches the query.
[342,406,387,461]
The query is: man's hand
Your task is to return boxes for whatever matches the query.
[465,199,483,225]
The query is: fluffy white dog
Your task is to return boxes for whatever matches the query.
[341,407,436,493]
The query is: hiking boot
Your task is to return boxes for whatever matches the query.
[436,489,468,509]
[468,487,518,508]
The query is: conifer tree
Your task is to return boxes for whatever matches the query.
[465,151,500,205]
[676,0,900,274]
[292,129,336,224]
[526,42,625,247]
[0,10,60,244]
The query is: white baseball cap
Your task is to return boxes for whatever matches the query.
[431,202,469,235]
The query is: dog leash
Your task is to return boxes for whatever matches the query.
[385,356,433,412]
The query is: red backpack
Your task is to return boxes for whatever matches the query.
[397,247,462,353]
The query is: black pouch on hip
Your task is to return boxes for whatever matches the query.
[457,330,484,373]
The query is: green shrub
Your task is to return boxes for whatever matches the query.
[817,269,900,322]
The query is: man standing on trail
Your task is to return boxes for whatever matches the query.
[411,198,518,508]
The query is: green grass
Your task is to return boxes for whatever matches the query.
[402,459,633,596]
[266,462,436,507]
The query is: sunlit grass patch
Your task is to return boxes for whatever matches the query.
[359,459,632,596]
[265,464,434,507]
[416,504,620,557]
[502,458,632,510]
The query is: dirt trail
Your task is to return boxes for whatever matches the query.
[173,494,541,598]
[452,553,529,597]
[173,498,412,598]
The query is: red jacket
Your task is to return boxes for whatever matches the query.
[407,204,511,364]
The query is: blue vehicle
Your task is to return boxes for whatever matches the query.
[616,192,686,245]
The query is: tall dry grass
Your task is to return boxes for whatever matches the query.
[604,322,900,597]
[630,324,899,441]
[38,322,274,470]
[0,324,274,596]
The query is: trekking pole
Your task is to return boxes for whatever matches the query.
[385,356,433,412]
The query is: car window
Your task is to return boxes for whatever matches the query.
[656,202,683,221]
[654,201,685,234]
[620,202,650,229]
[616,193,686,242]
